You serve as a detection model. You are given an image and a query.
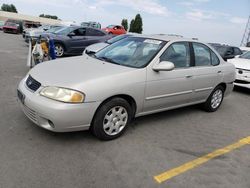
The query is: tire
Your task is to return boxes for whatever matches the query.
[202,85,225,112]
[54,43,65,57]
[91,98,133,140]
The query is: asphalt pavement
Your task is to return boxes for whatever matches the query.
[0,31,250,188]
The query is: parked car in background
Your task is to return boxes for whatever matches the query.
[42,26,112,57]
[102,25,126,35]
[3,21,20,34]
[0,21,5,30]
[4,19,23,33]
[211,44,243,61]
[24,25,63,42]
[22,23,41,38]
[240,46,250,53]
[84,34,135,55]
[17,35,235,140]
[81,22,101,29]
[228,51,250,89]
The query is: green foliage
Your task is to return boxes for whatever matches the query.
[129,14,143,33]
[133,14,143,34]
[121,19,128,31]
[39,14,58,20]
[129,19,135,32]
[1,3,18,13]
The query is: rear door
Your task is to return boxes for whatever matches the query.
[191,42,223,101]
[67,28,86,54]
[85,28,107,47]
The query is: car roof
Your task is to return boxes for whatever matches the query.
[132,34,199,43]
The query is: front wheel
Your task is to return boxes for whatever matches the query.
[54,43,64,57]
[91,98,133,140]
[203,85,225,112]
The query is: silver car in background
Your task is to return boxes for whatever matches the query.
[17,35,235,140]
[83,34,135,55]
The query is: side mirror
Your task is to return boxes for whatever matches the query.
[68,32,76,37]
[152,61,175,72]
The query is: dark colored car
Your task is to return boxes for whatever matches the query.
[210,44,243,61]
[43,26,111,57]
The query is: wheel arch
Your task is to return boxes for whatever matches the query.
[91,94,137,125]
[216,82,227,91]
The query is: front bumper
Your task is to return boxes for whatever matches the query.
[17,78,101,132]
[234,69,250,89]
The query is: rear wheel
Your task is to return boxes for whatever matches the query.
[203,85,225,112]
[54,43,64,57]
[91,98,133,140]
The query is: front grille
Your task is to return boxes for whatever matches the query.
[235,79,250,84]
[26,75,41,92]
[22,104,38,123]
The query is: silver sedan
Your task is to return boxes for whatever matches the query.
[17,35,235,140]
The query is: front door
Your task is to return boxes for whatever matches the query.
[144,42,194,113]
[68,28,86,54]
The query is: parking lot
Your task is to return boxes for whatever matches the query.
[0,31,250,188]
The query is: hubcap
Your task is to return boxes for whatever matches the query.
[211,89,223,109]
[55,45,64,57]
[103,106,128,136]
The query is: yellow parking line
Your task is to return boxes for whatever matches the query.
[154,136,250,184]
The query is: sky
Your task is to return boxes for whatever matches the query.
[1,0,250,45]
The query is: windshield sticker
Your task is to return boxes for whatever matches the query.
[144,39,162,45]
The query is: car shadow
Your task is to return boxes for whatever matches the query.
[28,104,201,143]
[233,86,250,95]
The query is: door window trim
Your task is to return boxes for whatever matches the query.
[159,41,192,70]
[191,42,220,67]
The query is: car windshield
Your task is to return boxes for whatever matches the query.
[107,34,131,44]
[214,46,228,55]
[5,22,17,27]
[239,51,250,59]
[107,25,115,28]
[46,26,63,33]
[54,27,74,35]
[94,37,166,68]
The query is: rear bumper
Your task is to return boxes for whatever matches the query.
[225,82,234,97]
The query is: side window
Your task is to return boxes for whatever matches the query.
[73,28,86,36]
[193,43,211,66]
[86,28,104,36]
[211,51,220,66]
[226,47,234,55]
[160,42,190,68]
[234,47,242,55]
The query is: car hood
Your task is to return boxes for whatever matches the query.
[228,58,250,70]
[85,42,109,53]
[29,55,136,90]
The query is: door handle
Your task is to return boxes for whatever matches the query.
[217,71,222,74]
[185,75,193,78]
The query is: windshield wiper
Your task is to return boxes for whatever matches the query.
[96,56,121,65]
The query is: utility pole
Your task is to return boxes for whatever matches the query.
[240,16,250,47]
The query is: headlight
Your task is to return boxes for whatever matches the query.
[40,87,85,103]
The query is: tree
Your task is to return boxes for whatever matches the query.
[1,3,18,13]
[133,14,143,34]
[121,19,128,31]
[128,14,143,33]
[39,14,58,20]
[129,19,135,32]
